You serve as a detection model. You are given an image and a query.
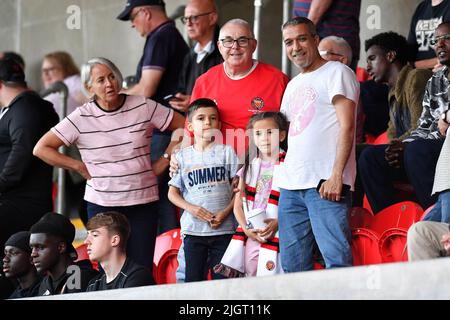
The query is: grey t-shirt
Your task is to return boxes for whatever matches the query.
[169,144,239,236]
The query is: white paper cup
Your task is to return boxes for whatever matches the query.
[247,208,267,230]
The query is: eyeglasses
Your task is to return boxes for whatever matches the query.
[319,50,344,57]
[430,34,450,46]
[180,12,212,24]
[220,37,254,48]
[130,8,144,22]
[41,66,59,74]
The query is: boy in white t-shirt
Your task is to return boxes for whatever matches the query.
[277,17,360,272]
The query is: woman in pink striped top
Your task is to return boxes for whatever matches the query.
[33,57,185,280]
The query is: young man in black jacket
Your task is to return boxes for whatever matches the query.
[85,211,153,291]
[30,212,98,295]
[0,58,59,254]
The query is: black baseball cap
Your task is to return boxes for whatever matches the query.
[30,212,78,260]
[0,58,26,85]
[117,0,165,21]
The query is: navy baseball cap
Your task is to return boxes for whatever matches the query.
[117,0,165,21]
[0,58,25,85]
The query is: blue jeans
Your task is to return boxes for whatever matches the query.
[183,234,232,282]
[423,190,450,223]
[87,201,158,282]
[278,188,352,272]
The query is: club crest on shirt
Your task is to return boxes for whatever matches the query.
[266,260,275,271]
[251,97,264,110]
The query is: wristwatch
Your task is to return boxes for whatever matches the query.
[161,153,170,160]
[441,110,449,124]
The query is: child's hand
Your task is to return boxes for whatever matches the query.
[259,218,278,240]
[231,176,241,194]
[189,205,214,223]
[244,227,266,243]
[210,210,227,229]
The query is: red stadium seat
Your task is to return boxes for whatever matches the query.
[75,243,99,271]
[378,227,408,263]
[356,67,370,82]
[153,228,182,284]
[373,131,389,145]
[369,201,423,235]
[349,207,373,229]
[351,228,382,266]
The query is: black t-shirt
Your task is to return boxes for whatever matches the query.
[38,260,98,295]
[86,258,153,292]
[8,277,42,299]
[408,0,450,61]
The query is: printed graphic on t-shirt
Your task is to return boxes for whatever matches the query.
[415,16,442,52]
[288,86,317,137]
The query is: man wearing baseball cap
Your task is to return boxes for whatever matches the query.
[0,59,59,258]
[117,0,189,235]
[3,231,42,299]
[30,212,98,295]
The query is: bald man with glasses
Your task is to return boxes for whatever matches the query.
[169,0,223,113]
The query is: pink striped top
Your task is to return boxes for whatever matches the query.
[51,94,174,207]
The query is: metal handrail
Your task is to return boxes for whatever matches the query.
[40,81,68,216]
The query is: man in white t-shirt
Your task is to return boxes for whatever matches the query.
[277,17,360,272]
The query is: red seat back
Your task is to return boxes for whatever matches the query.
[369,201,423,235]
[351,228,382,266]
[373,131,389,145]
[75,243,99,271]
[153,228,182,284]
[378,228,408,263]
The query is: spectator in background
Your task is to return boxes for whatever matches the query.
[0,58,58,256]
[3,231,41,299]
[408,0,450,70]
[293,0,361,71]
[169,0,223,113]
[359,22,450,214]
[318,35,353,67]
[85,212,153,291]
[408,113,450,260]
[41,51,87,118]
[30,213,98,295]
[33,57,185,279]
[0,52,25,70]
[117,0,189,235]
[41,51,88,225]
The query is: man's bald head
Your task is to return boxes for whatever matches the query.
[318,36,352,66]
[184,0,218,45]
[186,0,217,13]
[219,19,254,40]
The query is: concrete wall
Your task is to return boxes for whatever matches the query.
[0,0,425,90]
[28,258,450,300]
